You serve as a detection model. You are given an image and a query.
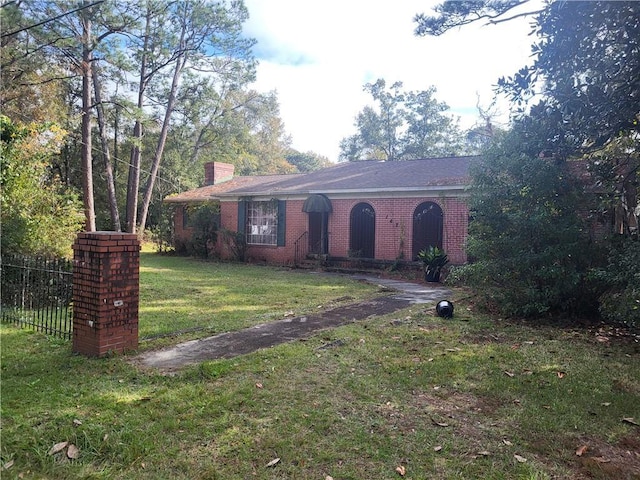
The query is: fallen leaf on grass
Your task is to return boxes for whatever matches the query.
[73,419,82,426]
[514,454,527,463]
[592,457,611,463]
[266,458,280,468]
[504,371,515,377]
[557,371,566,379]
[48,441,68,456]
[622,417,639,426]
[434,445,443,452]
[575,445,588,456]
[67,444,80,459]
[395,465,406,476]
[255,383,263,389]
[601,402,611,407]
[431,419,450,427]
[502,439,513,446]
[2,460,14,470]
[477,451,491,456]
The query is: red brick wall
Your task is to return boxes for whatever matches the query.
[72,232,140,357]
[326,197,469,264]
[204,162,235,185]
[176,195,470,265]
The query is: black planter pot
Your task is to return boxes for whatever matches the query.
[425,269,440,282]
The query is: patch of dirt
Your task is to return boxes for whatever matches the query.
[574,434,640,480]
[387,391,640,479]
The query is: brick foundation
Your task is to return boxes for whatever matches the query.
[72,232,140,357]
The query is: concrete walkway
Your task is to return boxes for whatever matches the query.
[134,275,451,372]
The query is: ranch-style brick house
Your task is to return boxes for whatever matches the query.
[164,156,477,266]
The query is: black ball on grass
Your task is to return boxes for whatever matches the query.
[436,300,454,318]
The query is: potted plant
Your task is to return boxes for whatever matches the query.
[417,246,449,282]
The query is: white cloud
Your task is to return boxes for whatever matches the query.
[243,0,538,161]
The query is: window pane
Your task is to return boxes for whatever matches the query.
[246,201,277,245]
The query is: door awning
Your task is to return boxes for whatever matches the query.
[302,194,332,213]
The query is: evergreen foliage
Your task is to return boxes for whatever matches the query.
[452,125,602,317]
[339,79,465,161]
[0,116,84,257]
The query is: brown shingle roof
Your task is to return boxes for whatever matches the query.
[164,156,476,203]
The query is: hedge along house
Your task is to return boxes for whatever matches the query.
[164,156,477,267]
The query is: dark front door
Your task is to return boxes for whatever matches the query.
[308,212,328,254]
[413,202,443,259]
[350,203,375,258]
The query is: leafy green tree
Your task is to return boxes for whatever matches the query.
[419,0,639,320]
[416,0,639,235]
[0,116,83,257]
[456,120,601,317]
[127,0,256,234]
[286,150,332,173]
[591,236,640,328]
[339,79,464,161]
[0,1,70,125]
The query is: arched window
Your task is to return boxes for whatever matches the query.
[412,201,443,259]
[349,203,375,258]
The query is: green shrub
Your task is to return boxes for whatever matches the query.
[219,229,247,261]
[180,202,220,258]
[457,127,603,318]
[592,237,640,327]
[0,116,83,257]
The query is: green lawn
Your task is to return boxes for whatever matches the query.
[138,252,379,341]
[1,253,639,479]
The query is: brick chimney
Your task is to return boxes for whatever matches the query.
[204,162,235,185]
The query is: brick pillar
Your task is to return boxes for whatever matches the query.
[72,232,140,357]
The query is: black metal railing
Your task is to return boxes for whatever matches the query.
[1,254,73,339]
[293,231,308,266]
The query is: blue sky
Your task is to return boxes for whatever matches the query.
[242,1,539,161]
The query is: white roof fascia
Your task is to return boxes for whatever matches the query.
[216,185,468,202]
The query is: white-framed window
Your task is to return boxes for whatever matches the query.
[246,201,278,245]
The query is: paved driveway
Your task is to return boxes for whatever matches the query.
[134,275,451,372]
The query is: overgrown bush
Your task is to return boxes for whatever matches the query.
[150,205,175,254]
[182,203,219,258]
[0,116,83,257]
[591,237,640,327]
[219,229,247,261]
[453,126,603,318]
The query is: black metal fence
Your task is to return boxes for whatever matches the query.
[1,254,73,339]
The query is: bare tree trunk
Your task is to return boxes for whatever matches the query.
[125,121,142,233]
[137,29,187,234]
[92,62,121,231]
[81,6,96,232]
[125,5,151,234]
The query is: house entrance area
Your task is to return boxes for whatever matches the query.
[412,201,443,259]
[350,202,375,258]
[308,212,328,254]
[303,194,332,255]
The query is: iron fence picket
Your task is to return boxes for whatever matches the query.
[1,254,73,339]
